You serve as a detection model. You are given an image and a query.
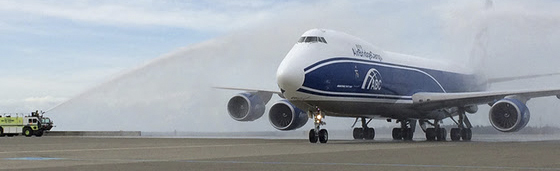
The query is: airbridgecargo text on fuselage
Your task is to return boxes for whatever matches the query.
[352,45,382,61]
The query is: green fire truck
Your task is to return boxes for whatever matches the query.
[0,110,54,137]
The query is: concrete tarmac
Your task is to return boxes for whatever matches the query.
[1,136,560,171]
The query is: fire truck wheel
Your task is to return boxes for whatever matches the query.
[23,127,33,137]
[0,127,4,137]
[35,130,43,137]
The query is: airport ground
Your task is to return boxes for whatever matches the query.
[1,134,560,171]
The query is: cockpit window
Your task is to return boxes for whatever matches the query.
[297,36,328,44]
[298,37,306,43]
[306,37,318,42]
[319,37,327,44]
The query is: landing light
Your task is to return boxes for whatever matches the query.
[315,114,323,124]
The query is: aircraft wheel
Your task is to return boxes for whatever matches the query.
[461,128,472,141]
[402,128,414,141]
[425,128,436,141]
[364,128,375,140]
[309,129,318,143]
[436,128,447,141]
[353,128,363,139]
[318,129,328,143]
[450,128,461,141]
[392,128,402,140]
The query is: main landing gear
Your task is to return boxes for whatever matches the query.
[352,117,375,140]
[392,119,416,141]
[449,109,473,141]
[419,108,473,142]
[308,107,328,143]
[420,120,447,141]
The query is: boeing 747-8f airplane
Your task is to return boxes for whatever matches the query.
[220,29,560,143]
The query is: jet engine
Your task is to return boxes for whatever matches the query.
[268,100,308,131]
[227,92,272,121]
[489,98,530,132]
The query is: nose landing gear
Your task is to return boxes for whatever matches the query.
[308,107,328,143]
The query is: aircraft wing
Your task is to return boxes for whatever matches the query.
[213,87,283,98]
[412,88,560,111]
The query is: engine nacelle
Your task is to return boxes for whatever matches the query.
[268,100,308,131]
[489,98,530,132]
[465,105,479,114]
[227,92,271,121]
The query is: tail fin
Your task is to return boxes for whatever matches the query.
[470,0,494,87]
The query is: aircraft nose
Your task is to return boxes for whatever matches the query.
[276,63,304,93]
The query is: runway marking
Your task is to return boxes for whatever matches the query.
[14,157,557,171]
[0,141,451,155]
[177,160,560,170]
[0,143,288,154]
[3,157,64,161]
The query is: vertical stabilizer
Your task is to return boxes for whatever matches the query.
[470,0,493,89]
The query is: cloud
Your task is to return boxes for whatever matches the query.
[0,66,126,101]
[24,96,66,103]
[0,0,304,32]
[0,96,66,114]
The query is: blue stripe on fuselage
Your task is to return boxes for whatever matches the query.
[299,57,480,99]
[297,88,413,100]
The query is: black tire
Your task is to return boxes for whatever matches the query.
[364,128,375,140]
[0,127,4,137]
[23,127,33,137]
[403,128,413,141]
[425,128,436,141]
[35,130,44,137]
[436,128,447,141]
[450,128,461,141]
[353,128,363,140]
[392,128,402,140]
[461,128,472,141]
[309,129,318,143]
[318,129,328,143]
[401,129,408,140]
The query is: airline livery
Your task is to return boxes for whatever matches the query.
[220,29,560,143]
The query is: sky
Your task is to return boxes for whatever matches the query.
[0,0,279,106]
[1,0,560,132]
